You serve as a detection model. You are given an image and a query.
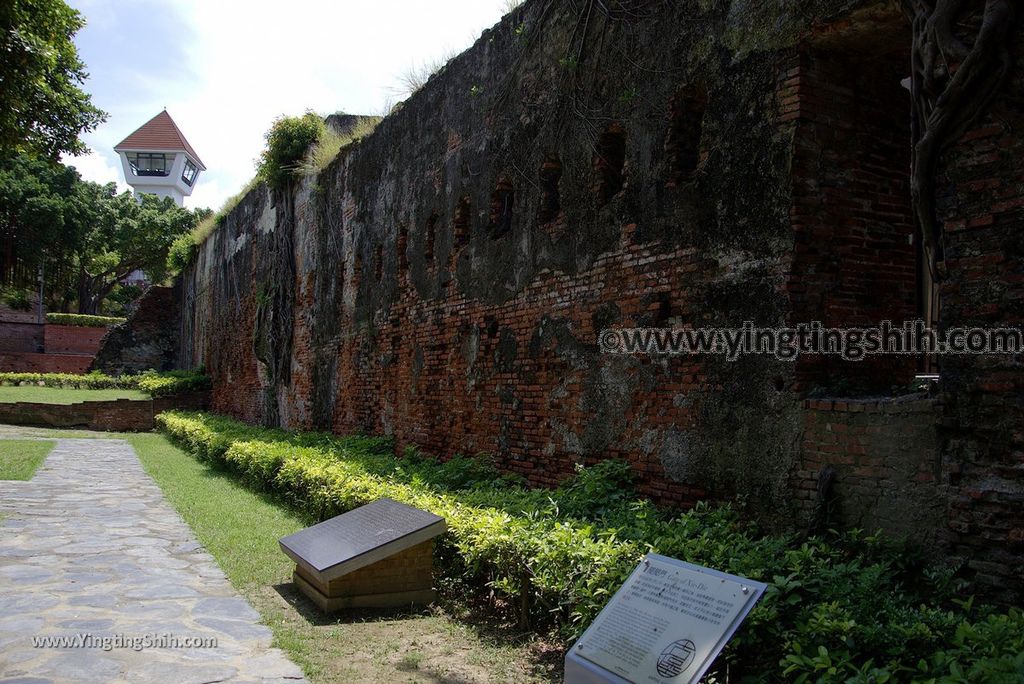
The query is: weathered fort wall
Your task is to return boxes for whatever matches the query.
[98,0,1022,598]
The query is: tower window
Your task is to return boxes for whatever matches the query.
[126,152,170,177]
[182,159,199,186]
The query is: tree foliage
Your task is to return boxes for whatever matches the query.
[0,0,107,158]
[0,154,207,314]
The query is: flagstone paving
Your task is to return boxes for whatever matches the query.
[0,438,305,684]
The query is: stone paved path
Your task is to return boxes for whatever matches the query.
[0,438,306,684]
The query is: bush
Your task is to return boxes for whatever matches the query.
[155,411,1024,681]
[166,232,197,273]
[257,112,325,189]
[45,312,126,327]
[0,370,136,390]
[136,369,211,398]
[4,288,32,311]
[0,369,210,397]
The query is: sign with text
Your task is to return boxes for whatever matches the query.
[565,554,766,684]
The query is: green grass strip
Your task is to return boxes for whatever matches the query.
[0,439,55,480]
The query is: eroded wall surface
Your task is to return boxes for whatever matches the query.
[159,0,1022,596]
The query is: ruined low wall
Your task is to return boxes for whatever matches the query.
[92,286,181,375]
[0,322,43,353]
[0,392,209,432]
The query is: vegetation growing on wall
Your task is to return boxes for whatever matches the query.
[257,112,325,189]
[158,410,1024,682]
[297,115,379,176]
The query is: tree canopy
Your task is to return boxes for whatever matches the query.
[0,0,107,158]
[0,154,207,314]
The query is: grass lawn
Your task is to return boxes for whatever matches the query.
[124,432,556,683]
[0,385,149,404]
[0,439,55,479]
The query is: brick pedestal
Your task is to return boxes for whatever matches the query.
[292,540,436,612]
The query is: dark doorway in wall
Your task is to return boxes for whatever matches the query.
[454,196,471,247]
[538,154,562,223]
[594,125,626,207]
[489,180,515,238]
[665,85,706,184]
[424,212,438,262]
[791,13,919,393]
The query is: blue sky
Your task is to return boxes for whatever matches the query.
[64,0,515,210]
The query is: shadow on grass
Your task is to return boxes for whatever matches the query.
[271,581,563,682]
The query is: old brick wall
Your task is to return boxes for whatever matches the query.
[0,352,92,373]
[92,285,182,375]
[44,325,106,355]
[179,0,836,509]
[932,26,1024,600]
[162,0,1024,596]
[0,322,43,353]
[794,396,945,542]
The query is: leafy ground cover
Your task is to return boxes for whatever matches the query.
[157,410,1024,682]
[0,439,55,479]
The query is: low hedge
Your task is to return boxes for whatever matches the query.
[0,370,210,397]
[135,369,212,398]
[156,410,1024,682]
[44,313,126,327]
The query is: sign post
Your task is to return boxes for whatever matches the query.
[565,554,766,684]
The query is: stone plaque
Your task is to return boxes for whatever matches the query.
[279,498,446,582]
[565,553,766,684]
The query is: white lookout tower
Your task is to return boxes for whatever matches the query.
[114,110,205,206]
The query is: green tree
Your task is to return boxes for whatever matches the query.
[0,0,107,158]
[0,153,81,285]
[0,154,206,314]
[72,188,201,314]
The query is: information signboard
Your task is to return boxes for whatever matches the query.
[565,553,767,684]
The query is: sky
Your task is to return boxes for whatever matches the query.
[63,0,515,210]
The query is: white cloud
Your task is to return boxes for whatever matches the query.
[67,0,513,211]
[63,150,129,193]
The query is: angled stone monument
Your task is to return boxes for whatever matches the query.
[565,553,767,684]
[279,498,446,612]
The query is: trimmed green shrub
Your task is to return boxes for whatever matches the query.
[0,369,210,397]
[45,312,126,327]
[155,410,1024,681]
[136,369,211,398]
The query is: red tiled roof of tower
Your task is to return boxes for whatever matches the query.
[114,110,205,169]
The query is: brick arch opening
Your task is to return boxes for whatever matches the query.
[424,212,438,261]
